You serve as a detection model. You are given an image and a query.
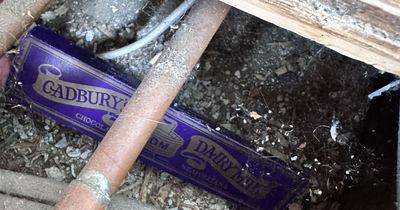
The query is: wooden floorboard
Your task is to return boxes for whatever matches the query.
[218,0,400,75]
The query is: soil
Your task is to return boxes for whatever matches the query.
[339,75,398,210]
[0,0,396,209]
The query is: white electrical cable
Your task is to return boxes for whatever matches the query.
[98,0,196,59]
[368,80,400,100]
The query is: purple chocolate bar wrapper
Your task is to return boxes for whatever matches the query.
[11,26,308,210]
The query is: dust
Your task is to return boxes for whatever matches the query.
[178,9,379,208]
[295,0,400,47]
[0,0,51,55]
[0,1,385,210]
[150,47,189,87]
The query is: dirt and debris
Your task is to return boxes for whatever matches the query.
[177,9,380,208]
[0,0,392,209]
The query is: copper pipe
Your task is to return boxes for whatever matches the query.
[55,1,230,209]
[0,0,52,56]
[0,55,10,88]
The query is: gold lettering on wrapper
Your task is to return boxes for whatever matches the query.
[146,116,184,158]
[181,135,276,198]
[32,64,129,128]
[33,64,129,113]
[31,63,278,200]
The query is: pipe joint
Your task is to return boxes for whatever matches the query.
[76,169,111,207]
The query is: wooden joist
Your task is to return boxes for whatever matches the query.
[219,0,400,75]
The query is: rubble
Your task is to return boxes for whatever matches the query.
[0,0,383,209]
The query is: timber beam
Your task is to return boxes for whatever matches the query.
[219,0,400,75]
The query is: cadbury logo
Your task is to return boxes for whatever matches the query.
[181,136,273,198]
[32,64,129,116]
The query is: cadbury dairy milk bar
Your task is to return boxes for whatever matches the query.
[10,26,308,210]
